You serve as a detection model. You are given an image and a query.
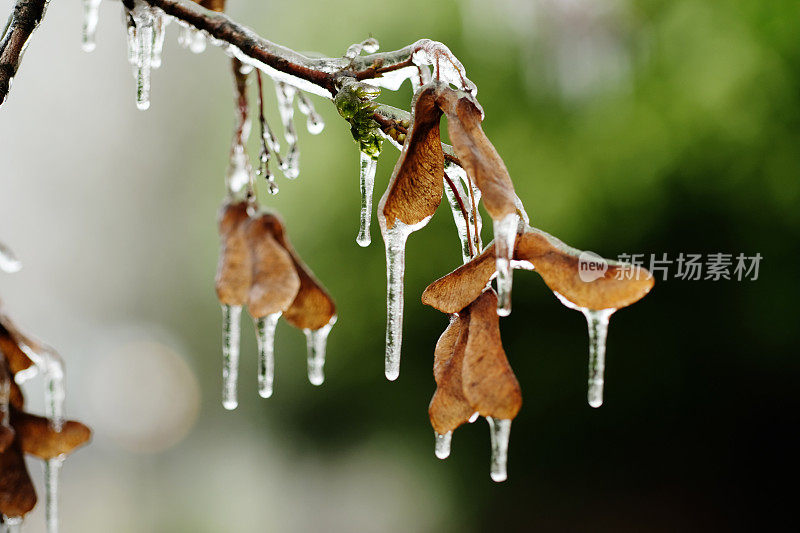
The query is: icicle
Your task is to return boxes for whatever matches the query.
[43,350,66,432]
[275,82,300,179]
[434,431,452,459]
[151,10,167,69]
[356,152,378,247]
[0,241,21,273]
[486,417,512,482]
[382,222,413,381]
[177,26,206,53]
[255,312,281,398]
[226,143,250,195]
[2,516,23,533]
[296,92,325,135]
[81,0,101,52]
[126,3,155,110]
[443,168,472,264]
[44,456,64,533]
[220,304,241,410]
[303,316,336,386]
[493,213,519,317]
[469,411,479,423]
[553,293,616,408]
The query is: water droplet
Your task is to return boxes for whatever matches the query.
[434,431,452,459]
[0,241,22,273]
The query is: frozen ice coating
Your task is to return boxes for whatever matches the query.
[344,37,380,59]
[444,167,474,264]
[304,316,336,386]
[381,222,414,381]
[411,40,477,96]
[584,308,614,408]
[487,417,512,482]
[0,241,22,273]
[493,212,519,317]
[434,431,452,459]
[255,312,281,399]
[44,457,64,533]
[357,152,378,247]
[3,516,22,532]
[126,2,155,110]
[226,143,250,195]
[43,349,66,432]
[296,92,325,135]
[81,0,101,52]
[553,293,616,408]
[221,304,242,410]
[151,10,167,69]
[469,411,479,423]
[177,25,206,53]
[275,82,301,179]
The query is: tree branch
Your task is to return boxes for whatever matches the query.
[0,0,50,106]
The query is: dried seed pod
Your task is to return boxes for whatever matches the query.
[265,216,336,331]
[379,83,445,230]
[196,0,227,12]
[461,290,521,420]
[0,442,36,518]
[245,214,301,318]
[429,315,474,435]
[422,226,654,313]
[215,201,253,306]
[435,87,517,221]
[0,318,34,375]
[10,409,91,460]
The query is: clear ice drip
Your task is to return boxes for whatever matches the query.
[81,0,101,52]
[356,152,378,247]
[344,37,380,59]
[486,417,512,482]
[443,164,483,264]
[178,25,207,53]
[381,222,413,381]
[553,293,616,408]
[493,213,519,316]
[434,431,452,459]
[296,92,325,135]
[255,312,281,398]
[274,82,300,179]
[44,457,64,533]
[0,241,21,273]
[151,10,167,69]
[303,316,336,386]
[43,350,66,432]
[411,40,477,96]
[2,516,23,532]
[226,143,251,195]
[126,3,155,110]
[221,304,242,410]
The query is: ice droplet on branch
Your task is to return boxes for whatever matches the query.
[493,213,519,316]
[0,241,22,273]
[275,82,300,179]
[356,152,378,247]
[126,3,155,110]
[80,0,101,52]
[220,304,242,410]
[2,516,23,532]
[44,456,64,533]
[487,417,512,482]
[255,312,281,398]
[554,293,616,408]
[296,92,325,135]
[151,10,167,69]
[434,431,452,459]
[304,316,336,386]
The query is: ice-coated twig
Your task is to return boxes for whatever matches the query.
[220,304,241,410]
[303,316,336,386]
[255,312,281,399]
[356,151,378,247]
[344,37,379,60]
[0,0,50,106]
[0,241,22,273]
[226,59,255,198]
[443,164,475,264]
[81,0,101,52]
[255,70,280,194]
[151,8,167,69]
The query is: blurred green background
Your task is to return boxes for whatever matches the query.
[1,0,798,531]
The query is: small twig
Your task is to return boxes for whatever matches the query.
[442,171,474,258]
[0,0,50,105]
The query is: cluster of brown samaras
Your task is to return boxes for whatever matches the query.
[379,82,654,473]
[0,315,91,519]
